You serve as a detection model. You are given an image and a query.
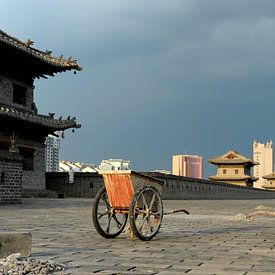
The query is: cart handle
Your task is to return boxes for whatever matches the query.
[163,209,190,215]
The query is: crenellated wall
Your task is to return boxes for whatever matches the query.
[45,171,275,200]
[45,172,103,198]
[145,172,275,200]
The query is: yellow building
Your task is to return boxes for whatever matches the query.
[262,173,275,190]
[208,150,257,187]
[253,140,273,189]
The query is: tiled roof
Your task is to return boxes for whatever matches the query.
[0,104,81,131]
[263,172,275,179]
[0,29,82,73]
[209,150,255,165]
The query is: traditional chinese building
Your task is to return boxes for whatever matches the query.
[262,173,275,190]
[208,150,257,187]
[0,29,82,200]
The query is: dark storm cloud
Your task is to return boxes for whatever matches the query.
[1,0,275,176]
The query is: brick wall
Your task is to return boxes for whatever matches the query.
[0,150,23,204]
[46,171,275,200]
[45,172,103,198]
[23,145,46,190]
[0,75,34,111]
[146,172,275,200]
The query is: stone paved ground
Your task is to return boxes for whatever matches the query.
[1,198,275,274]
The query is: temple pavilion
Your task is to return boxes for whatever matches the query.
[0,29,82,192]
[208,150,258,187]
[262,173,275,190]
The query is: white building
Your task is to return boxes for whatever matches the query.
[253,140,273,189]
[45,135,60,172]
[58,159,130,174]
[59,160,98,173]
[99,159,131,171]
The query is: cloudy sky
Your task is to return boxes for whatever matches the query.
[1,0,275,177]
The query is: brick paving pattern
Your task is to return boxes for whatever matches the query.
[1,198,275,274]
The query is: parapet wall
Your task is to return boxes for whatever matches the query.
[45,171,275,200]
[0,151,23,204]
[145,172,275,200]
[45,172,103,198]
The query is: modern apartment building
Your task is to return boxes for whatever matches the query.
[253,140,273,189]
[172,154,203,179]
[45,135,60,172]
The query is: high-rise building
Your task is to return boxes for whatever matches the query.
[172,154,203,179]
[45,135,60,172]
[253,140,273,189]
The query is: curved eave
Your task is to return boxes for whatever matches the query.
[0,105,81,131]
[0,29,82,74]
[263,174,275,180]
[208,159,255,166]
[263,186,275,190]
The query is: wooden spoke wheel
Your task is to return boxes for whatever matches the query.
[92,186,128,238]
[129,185,163,241]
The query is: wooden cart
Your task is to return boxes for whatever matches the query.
[92,170,165,241]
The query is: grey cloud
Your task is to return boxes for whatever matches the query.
[2,0,275,175]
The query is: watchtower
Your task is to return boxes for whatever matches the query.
[0,29,82,196]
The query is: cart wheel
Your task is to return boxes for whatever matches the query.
[92,186,128,238]
[129,185,163,241]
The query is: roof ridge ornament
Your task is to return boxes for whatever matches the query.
[24,39,34,47]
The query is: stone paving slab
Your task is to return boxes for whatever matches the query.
[0,232,31,257]
[1,198,275,274]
